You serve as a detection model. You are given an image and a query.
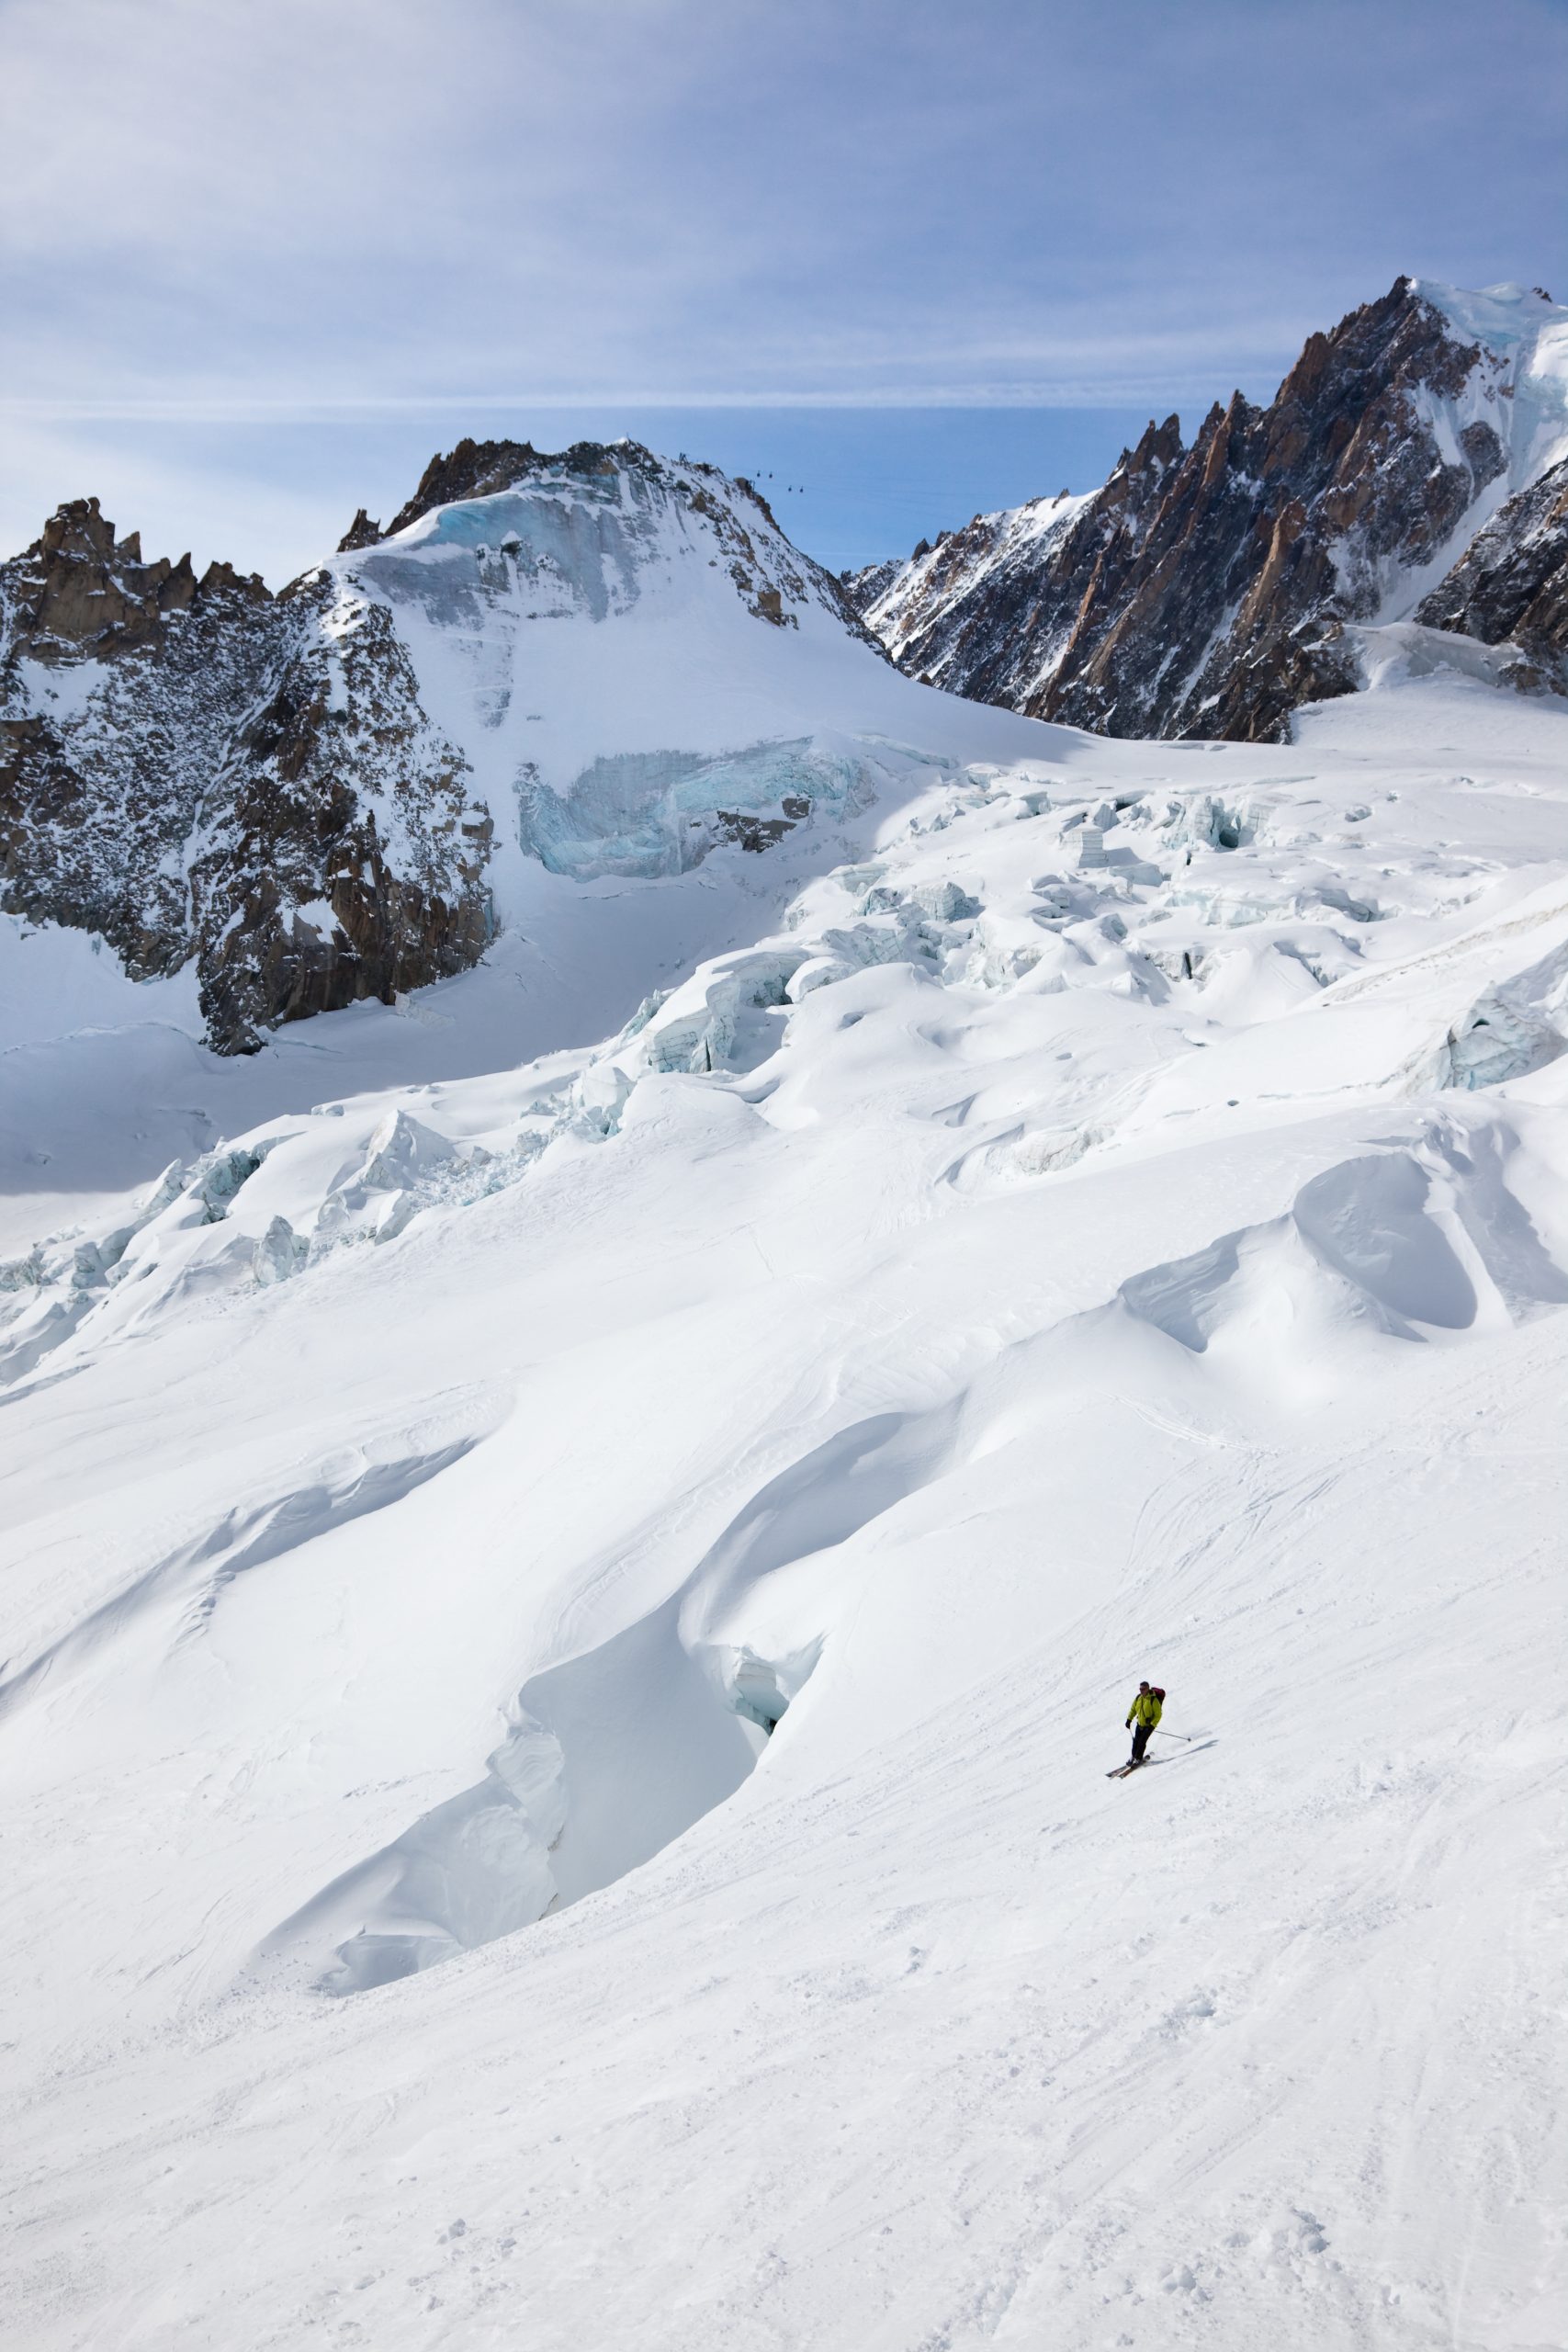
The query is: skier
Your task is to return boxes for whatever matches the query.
[1125,1680,1164,1764]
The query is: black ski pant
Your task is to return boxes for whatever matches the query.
[1130,1721,1154,1762]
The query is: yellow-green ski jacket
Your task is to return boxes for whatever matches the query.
[1127,1690,1163,1729]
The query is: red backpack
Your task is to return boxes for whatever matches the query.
[1150,1687,1166,1703]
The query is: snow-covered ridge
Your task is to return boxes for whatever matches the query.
[1,439,1051,1053]
[848,488,1090,687]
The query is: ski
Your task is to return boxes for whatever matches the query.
[1106,1759,1144,1779]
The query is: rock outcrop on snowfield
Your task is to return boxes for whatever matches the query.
[0,442,895,1053]
[852,278,1568,741]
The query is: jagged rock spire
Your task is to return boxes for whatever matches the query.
[857,275,1552,742]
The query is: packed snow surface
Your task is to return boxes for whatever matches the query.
[4,653,1568,2348]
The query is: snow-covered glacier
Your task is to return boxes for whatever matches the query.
[4,431,1568,2350]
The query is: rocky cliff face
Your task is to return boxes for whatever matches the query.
[854,279,1568,741]
[0,499,278,976]
[1,443,878,1051]
[188,579,491,1053]
[0,496,487,1053]
[1415,454,1568,657]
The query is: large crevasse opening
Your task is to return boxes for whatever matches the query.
[257,1605,817,1996]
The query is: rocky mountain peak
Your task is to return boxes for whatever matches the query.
[5,495,267,667]
[336,507,383,554]
[1,498,285,985]
[1,435,890,1053]
[1117,412,1185,483]
[860,274,1562,741]
[383,436,547,537]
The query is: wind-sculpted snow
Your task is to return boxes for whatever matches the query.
[4,667,1568,2350]
[1116,1134,1568,1357]
[0,1430,485,1721]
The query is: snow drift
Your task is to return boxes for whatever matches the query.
[3,642,1567,2348]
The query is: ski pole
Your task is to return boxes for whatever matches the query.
[1152,1726,1197,1742]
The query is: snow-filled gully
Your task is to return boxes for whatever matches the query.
[255,1401,965,1992]
[242,1102,1564,1998]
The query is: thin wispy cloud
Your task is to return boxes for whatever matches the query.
[3,0,1563,571]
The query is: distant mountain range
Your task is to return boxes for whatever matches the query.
[4,278,1565,1055]
[843,278,1568,742]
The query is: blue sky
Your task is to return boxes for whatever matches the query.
[3,0,1564,579]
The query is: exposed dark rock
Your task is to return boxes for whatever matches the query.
[863,278,1521,741]
[713,797,812,854]
[0,503,282,974]
[0,495,268,665]
[1415,456,1568,664]
[337,508,384,553]
[189,582,490,1050]
[0,498,489,1047]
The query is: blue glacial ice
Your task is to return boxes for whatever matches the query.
[518,740,874,880]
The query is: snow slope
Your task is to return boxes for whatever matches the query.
[1416,279,1568,492]
[333,447,1062,910]
[4,659,1568,2348]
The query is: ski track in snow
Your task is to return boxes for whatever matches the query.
[3,660,1568,2348]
